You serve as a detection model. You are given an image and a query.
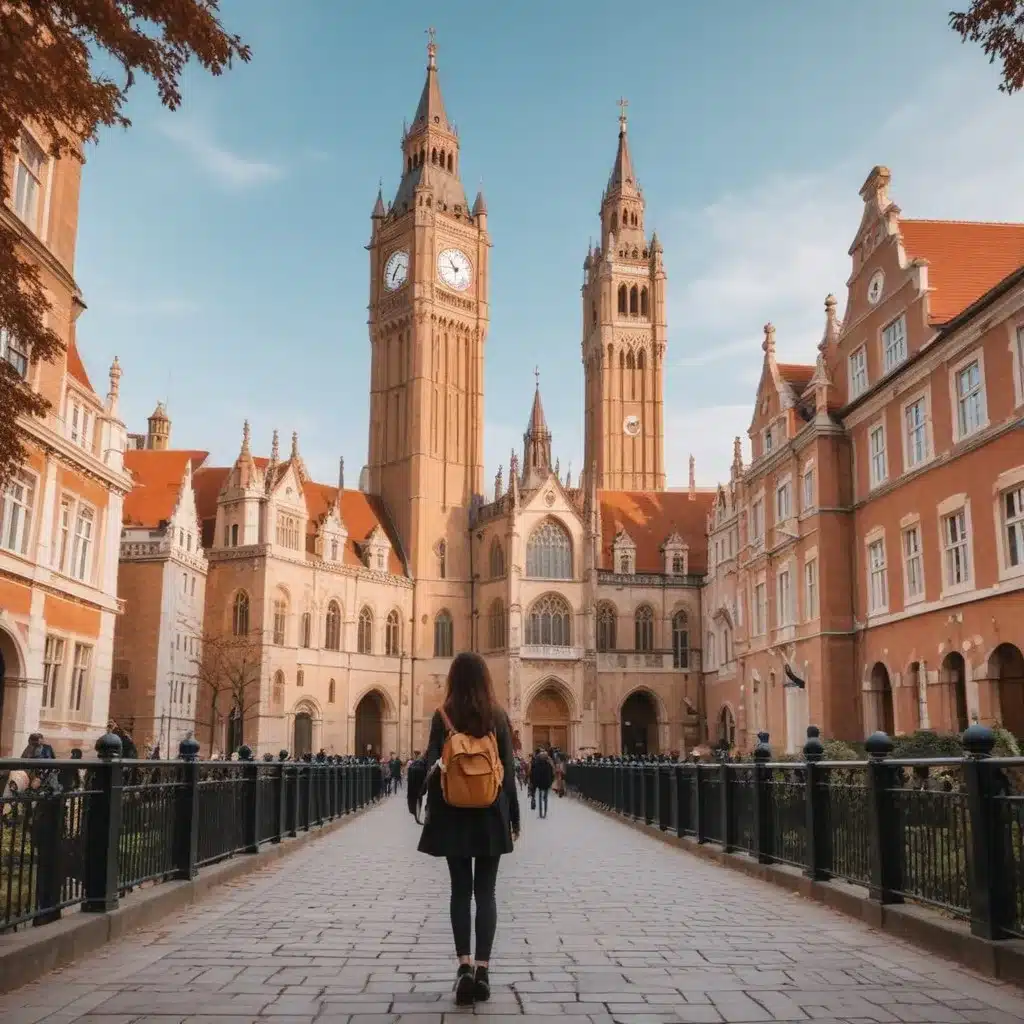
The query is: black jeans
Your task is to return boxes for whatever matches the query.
[445,856,501,961]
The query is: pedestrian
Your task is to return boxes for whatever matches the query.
[389,751,403,792]
[414,651,520,1006]
[553,752,566,798]
[381,757,391,796]
[528,747,554,818]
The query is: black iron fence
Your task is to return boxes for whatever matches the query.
[0,733,382,934]
[566,725,1024,942]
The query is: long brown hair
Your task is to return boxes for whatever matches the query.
[443,651,498,737]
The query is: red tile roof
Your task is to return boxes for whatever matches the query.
[65,340,95,393]
[123,450,209,528]
[900,219,1024,325]
[599,489,714,574]
[777,363,814,392]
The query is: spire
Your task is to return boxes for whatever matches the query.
[523,370,553,486]
[762,322,776,359]
[270,429,280,462]
[240,419,251,456]
[732,436,743,478]
[289,431,310,483]
[371,182,385,219]
[108,356,122,398]
[494,464,503,502]
[688,455,696,500]
[606,98,639,198]
[820,293,841,352]
[412,27,451,134]
[472,188,487,217]
[265,428,280,492]
[338,456,345,490]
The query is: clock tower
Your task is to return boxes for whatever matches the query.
[581,102,666,492]
[367,32,490,650]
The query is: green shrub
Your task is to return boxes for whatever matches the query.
[991,728,1020,757]
[892,730,963,759]
[822,739,860,761]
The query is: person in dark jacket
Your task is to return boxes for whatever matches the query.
[528,748,554,818]
[416,651,520,1006]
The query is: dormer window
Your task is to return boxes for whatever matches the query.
[65,393,93,452]
[612,529,637,576]
[275,512,301,550]
[661,531,688,575]
[764,426,773,454]
[361,524,391,573]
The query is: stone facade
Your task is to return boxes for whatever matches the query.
[702,166,1024,753]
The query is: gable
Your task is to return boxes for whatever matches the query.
[599,490,713,574]
[123,450,209,528]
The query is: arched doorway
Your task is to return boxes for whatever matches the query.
[527,685,569,754]
[355,691,383,757]
[989,643,1024,736]
[620,690,659,756]
[293,711,313,758]
[940,652,969,732]
[869,662,895,735]
[718,705,736,750]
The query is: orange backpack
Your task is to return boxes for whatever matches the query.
[438,708,504,808]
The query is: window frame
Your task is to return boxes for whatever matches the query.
[13,131,46,231]
[949,350,988,443]
[803,555,819,622]
[882,313,907,373]
[901,389,931,472]
[868,419,888,489]
[848,344,868,399]
[0,327,29,378]
[866,532,888,615]
[901,517,925,605]
[801,463,816,513]
[0,469,37,558]
[937,496,973,597]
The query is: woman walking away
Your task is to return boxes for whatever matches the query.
[415,652,520,1006]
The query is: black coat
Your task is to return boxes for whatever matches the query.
[416,709,520,859]
[529,754,554,790]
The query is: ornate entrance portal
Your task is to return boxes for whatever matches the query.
[527,686,569,753]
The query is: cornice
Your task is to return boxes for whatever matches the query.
[0,205,77,294]
[206,544,414,588]
[0,562,121,615]
[20,417,133,494]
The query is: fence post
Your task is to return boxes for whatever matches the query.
[83,731,124,912]
[674,762,688,836]
[659,763,672,831]
[803,725,831,881]
[31,777,67,927]
[865,731,903,905]
[695,764,707,843]
[962,724,1011,939]
[238,746,259,853]
[174,735,201,878]
[644,761,656,826]
[753,731,773,864]
[720,759,735,852]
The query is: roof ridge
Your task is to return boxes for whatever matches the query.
[902,217,1024,229]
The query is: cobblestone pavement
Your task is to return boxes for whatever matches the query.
[5,791,1024,1024]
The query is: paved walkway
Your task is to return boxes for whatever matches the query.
[4,792,1024,1024]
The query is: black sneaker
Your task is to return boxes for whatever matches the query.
[454,964,475,1005]
[473,965,490,1002]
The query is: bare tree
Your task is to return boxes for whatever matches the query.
[950,1,1024,95]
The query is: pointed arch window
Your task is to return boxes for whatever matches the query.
[611,212,618,235]
[438,540,447,579]
[447,153,453,172]
[591,301,597,327]
[385,609,401,656]
[300,612,312,648]
[637,348,645,370]
[488,599,506,651]
[328,678,336,704]
[629,285,639,315]
[634,605,654,652]
[357,606,374,655]
[640,287,649,317]
[232,591,250,637]
[431,147,437,164]
[325,600,342,651]
[617,284,627,314]
[489,538,505,579]
[526,593,572,647]
[597,602,617,652]
[272,670,285,708]
[230,523,239,547]
[434,610,453,658]
[672,611,689,669]
[626,350,635,370]
[526,519,572,579]
[272,597,287,646]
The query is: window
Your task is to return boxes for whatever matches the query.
[69,643,91,712]
[634,605,654,651]
[433,610,453,657]
[66,397,93,451]
[328,679,336,703]
[275,513,300,550]
[942,508,971,587]
[868,538,888,613]
[70,505,93,581]
[0,471,34,556]
[955,359,985,438]
[849,346,868,398]
[13,132,45,229]
[777,569,793,626]
[272,671,284,707]
[671,553,685,574]
[525,594,572,646]
[386,609,401,656]
[763,426,773,454]
[489,539,505,578]
[232,591,250,636]
[296,669,304,688]
[775,481,791,522]
[437,540,446,579]
[751,498,764,542]
[272,599,286,646]
[672,611,689,668]
[1017,326,1024,401]
[903,525,924,600]
[330,538,339,561]
[904,397,927,469]
[231,523,239,547]
[1002,485,1024,569]
[804,559,818,620]
[754,582,767,635]
[526,520,572,579]
[597,602,616,651]
[42,635,65,709]
[869,424,887,487]
[324,601,342,651]
[376,550,385,570]
[882,315,907,372]
[488,599,506,650]
[0,328,28,378]
[802,468,815,511]
[300,612,312,648]
[357,606,373,654]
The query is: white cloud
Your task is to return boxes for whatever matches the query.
[663,63,1024,489]
[158,118,283,189]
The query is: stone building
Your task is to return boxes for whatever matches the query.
[0,122,132,755]
[702,166,1024,752]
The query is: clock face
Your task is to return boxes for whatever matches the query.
[437,248,473,291]
[383,249,409,291]
[867,270,884,305]
[623,415,641,437]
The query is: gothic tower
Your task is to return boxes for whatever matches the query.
[581,102,666,491]
[366,33,490,644]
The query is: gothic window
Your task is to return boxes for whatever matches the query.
[597,602,617,652]
[488,598,506,650]
[272,598,287,646]
[272,670,285,708]
[617,284,627,314]
[357,606,373,654]
[300,612,312,648]
[640,287,649,317]
[637,349,645,370]
[525,593,572,647]
[438,540,447,579]
[385,609,401,656]
[622,207,627,225]
[672,611,689,669]
[489,538,505,578]
[232,591,249,637]
[230,523,239,546]
[324,600,342,651]
[718,705,736,747]
[296,669,304,688]
[619,350,625,369]
[626,350,635,370]
[328,678,336,704]
[431,148,437,163]
[611,212,618,235]
[419,147,425,165]
[526,519,572,579]
[434,609,453,658]
[447,153,453,172]
[629,285,638,315]
[635,605,654,651]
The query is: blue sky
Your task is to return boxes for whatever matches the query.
[74,1,1023,489]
